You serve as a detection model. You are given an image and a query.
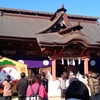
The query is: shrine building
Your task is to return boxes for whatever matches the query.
[0,5,100,80]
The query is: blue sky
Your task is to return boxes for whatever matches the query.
[0,0,100,18]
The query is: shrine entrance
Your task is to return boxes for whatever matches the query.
[56,59,84,77]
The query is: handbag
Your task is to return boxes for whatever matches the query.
[26,84,42,100]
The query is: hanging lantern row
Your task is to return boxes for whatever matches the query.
[61,58,81,66]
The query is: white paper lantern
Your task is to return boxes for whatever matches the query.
[43,60,49,66]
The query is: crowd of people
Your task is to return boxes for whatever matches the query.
[2,72,48,100]
[2,70,100,100]
[58,70,100,100]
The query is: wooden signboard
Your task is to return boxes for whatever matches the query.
[0,57,28,93]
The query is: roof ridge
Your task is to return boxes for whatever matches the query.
[0,7,99,20]
[0,7,53,16]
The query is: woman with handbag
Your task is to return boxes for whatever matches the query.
[2,75,14,100]
[26,74,47,100]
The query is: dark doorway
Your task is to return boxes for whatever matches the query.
[32,68,39,75]
[56,60,67,77]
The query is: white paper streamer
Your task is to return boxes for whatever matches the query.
[61,58,64,65]
[67,59,69,65]
[78,58,81,65]
[73,59,75,66]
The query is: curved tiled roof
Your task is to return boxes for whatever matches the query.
[0,6,100,48]
[0,15,51,38]
[37,31,100,47]
[35,12,64,34]
[53,32,99,46]
[35,32,61,44]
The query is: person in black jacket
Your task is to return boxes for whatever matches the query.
[41,72,48,93]
[41,72,48,100]
[16,72,28,100]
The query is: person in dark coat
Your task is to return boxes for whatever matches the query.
[41,72,48,100]
[16,72,28,100]
[41,72,48,93]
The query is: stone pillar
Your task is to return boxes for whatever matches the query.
[84,58,89,74]
[52,59,56,81]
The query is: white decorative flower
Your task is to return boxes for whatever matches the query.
[90,60,96,66]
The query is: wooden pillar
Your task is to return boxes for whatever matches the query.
[52,59,56,81]
[84,58,89,74]
[28,69,32,77]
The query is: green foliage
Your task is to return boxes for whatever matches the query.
[0,60,16,68]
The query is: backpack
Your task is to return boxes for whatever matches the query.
[26,85,42,100]
[93,78,100,94]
